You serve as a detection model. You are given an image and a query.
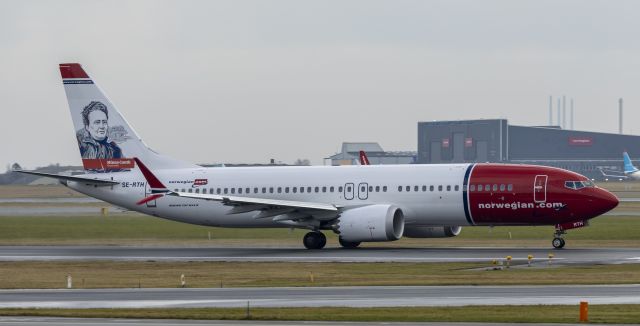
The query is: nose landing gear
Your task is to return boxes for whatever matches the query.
[552,228,566,249]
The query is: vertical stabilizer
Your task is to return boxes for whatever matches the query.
[59,63,197,172]
[623,152,638,174]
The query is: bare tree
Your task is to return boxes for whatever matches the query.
[293,159,311,166]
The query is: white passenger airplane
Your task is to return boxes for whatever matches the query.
[600,152,640,180]
[17,63,619,249]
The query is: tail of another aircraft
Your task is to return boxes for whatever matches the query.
[59,63,197,173]
[623,152,638,174]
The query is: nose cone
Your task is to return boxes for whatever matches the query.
[594,188,619,215]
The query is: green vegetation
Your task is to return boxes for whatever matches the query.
[0,305,639,324]
[1,261,639,289]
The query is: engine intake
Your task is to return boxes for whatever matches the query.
[336,205,404,242]
[403,226,462,238]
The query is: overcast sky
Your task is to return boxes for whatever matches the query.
[2,0,640,169]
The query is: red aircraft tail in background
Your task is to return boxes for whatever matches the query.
[359,151,370,165]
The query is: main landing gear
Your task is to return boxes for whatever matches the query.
[303,231,326,250]
[552,228,566,249]
[338,237,361,249]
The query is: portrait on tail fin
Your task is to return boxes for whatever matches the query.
[76,101,129,171]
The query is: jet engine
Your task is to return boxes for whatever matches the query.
[335,205,404,242]
[403,226,462,238]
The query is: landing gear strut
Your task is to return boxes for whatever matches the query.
[303,231,326,249]
[338,237,361,249]
[552,228,566,249]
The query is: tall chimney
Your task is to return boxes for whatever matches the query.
[562,95,566,129]
[549,95,553,125]
[619,98,624,134]
[557,98,561,127]
[570,98,574,130]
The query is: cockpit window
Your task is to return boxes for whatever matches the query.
[565,180,595,190]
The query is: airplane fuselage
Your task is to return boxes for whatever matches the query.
[69,163,617,229]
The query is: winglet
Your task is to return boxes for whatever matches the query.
[133,157,167,190]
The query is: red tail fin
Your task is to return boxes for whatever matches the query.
[359,151,370,165]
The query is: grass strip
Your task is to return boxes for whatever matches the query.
[0,214,639,247]
[1,261,639,289]
[0,305,639,323]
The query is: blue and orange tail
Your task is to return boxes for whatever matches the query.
[623,152,638,174]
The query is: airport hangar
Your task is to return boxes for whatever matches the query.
[417,119,640,180]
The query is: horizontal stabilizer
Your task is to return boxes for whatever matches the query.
[13,170,120,186]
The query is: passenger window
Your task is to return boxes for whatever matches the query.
[293,187,297,193]
[238,188,242,194]
[330,186,335,192]
[322,186,327,192]
[361,186,366,192]
[339,186,343,192]
[224,188,228,194]
[485,184,490,191]
[195,188,200,194]
[438,185,443,191]
[307,187,312,193]
[499,184,505,191]
[507,184,513,191]
[414,185,419,192]
[269,187,274,193]
[174,189,179,192]
[383,186,387,192]
[277,187,282,193]
[375,186,380,192]
[470,185,475,191]
[182,188,186,193]
[346,186,352,192]
[398,186,403,192]
[422,185,427,191]
[188,188,193,193]
[300,187,305,193]
[230,188,235,194]
[492,184,497,191]
[369,186,373,192]
[455,185,459,191]
[262,187,266,193]
[406,186,410,192]
[446,185,451,191]
[254,187,258,193]
[216,188,221,194]
[285,187,290,193]
[315,187,319,193]
[246,188,250,194]
[430,185,434,191]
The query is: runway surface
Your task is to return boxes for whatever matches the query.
[0,285,639,308]
[0,246,638,264]
[0,318,625,326]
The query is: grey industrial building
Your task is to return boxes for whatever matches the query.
[326,142,416,166]
[417,119,640,180]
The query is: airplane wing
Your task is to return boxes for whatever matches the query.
[133,157,341,222]
[598,168,628,179]
[168,191,341,220]
[13,170,120,186]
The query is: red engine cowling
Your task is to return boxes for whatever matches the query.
[403,226,462,238]
[336,205,405,242]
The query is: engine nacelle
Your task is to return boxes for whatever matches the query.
[336,205,404,242]
[403,226,462,238]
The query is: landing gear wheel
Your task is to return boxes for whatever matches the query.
[552,237,565,249]
[303,231,326,250]
[339,237,361,249]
